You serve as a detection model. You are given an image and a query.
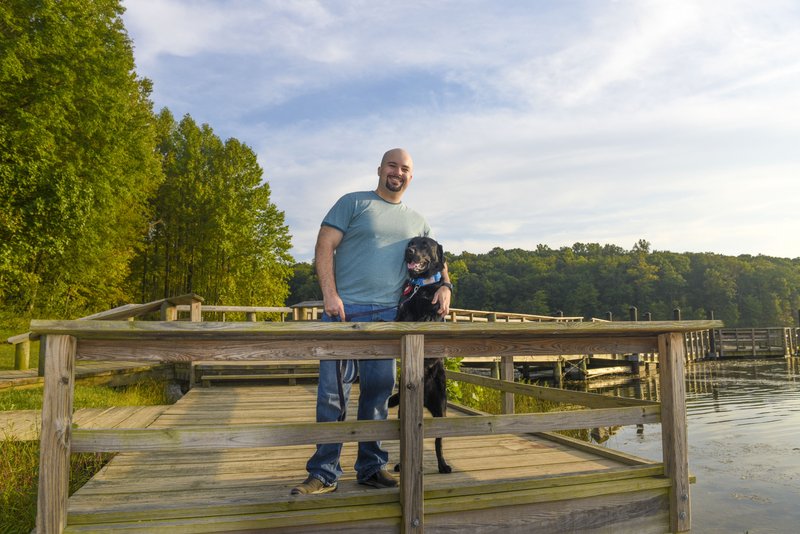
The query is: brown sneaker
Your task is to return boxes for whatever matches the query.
[290,476,337,495]
[358,469,398,489]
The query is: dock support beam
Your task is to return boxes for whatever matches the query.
[36,334,76,534]
[400,335,425,533]
[658,332,691,533]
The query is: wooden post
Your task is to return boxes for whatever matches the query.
[190,300,202,322]
[14,338,31,370]
[629,306,638,321]
[658,332,691,533]
[400,335,425,533]
[38,336,47,377]
[554,358,563,387]
[246,312,257,322]
[36,334,77,534]
[160,301,178,321]
[500,356,515,414]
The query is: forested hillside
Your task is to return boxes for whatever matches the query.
[290,240,800,327]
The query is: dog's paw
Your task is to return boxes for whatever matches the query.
[438,463,452,474]
[393,463,401,472]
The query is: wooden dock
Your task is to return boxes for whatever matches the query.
[64,384,668,533]
[0,405,169,441]
[29,318,719,533]
[0,360,175,391]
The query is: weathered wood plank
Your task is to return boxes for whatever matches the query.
[659,332,691,533]
[400,334,425,533]
[74,338,402,361]
[424,405,660,438]
[70,419,400,452]
[447,370,658,408]
[30,318,722,340]
[72,335,665,362]
[425,488,668,534]
[69,405,659,453]
[37,334,76,534]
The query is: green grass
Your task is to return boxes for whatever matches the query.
[0,378,171,411]
[1,379,173,533]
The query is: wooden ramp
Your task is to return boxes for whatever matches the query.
[0,405,169,441]
[64,385,669,533]
[0,361,174,391]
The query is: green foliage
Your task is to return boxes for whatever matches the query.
[291,241,800,327]
[288,262,321,304]
[445,242,800,326]
[127,111,294,307]
[0,0,163,316]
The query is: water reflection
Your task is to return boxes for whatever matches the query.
[562,357,800,534]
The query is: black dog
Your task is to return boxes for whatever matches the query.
[388,236,452,474]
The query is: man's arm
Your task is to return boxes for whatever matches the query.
[432,262,452,317]
[315,225,346,321]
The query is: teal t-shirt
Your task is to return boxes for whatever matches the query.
[322,191,432,306]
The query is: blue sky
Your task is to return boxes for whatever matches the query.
[121,0,800,261]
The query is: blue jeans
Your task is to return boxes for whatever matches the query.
[305,304,397,485]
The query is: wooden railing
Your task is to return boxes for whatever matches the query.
[289,300,583,323]
[6,294,204,372]
[714,327,797,357]
[29,318,720,533]
[175,304,292,322]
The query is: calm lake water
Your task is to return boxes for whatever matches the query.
[579,358,800,534]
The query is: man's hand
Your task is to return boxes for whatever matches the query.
[432,286,451,317]
[324,294,346,322]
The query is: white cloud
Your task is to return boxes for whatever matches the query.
[122,0,800,261]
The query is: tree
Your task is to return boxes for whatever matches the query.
[129,111,293,308]
[0,0,162,314]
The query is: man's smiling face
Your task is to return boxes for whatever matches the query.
[377,149,413,197]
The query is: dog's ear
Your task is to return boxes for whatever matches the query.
[437,243,445,268]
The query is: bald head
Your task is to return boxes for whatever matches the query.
[381,148,413,169]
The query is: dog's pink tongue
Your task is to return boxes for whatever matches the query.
[407,262,419,271]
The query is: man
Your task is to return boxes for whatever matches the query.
[291,148,452,495]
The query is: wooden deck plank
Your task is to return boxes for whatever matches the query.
[0,406,171,441]
[64,385,666,532]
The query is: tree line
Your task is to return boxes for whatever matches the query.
[0,1,293,318]
[289,240,800,327]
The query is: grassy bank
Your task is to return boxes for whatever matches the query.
[1,379,173,533]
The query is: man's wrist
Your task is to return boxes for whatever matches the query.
[441,282,453,292]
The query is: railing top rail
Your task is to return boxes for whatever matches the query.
[30,318,722,340]
[289,301,582,322]
[449,307,582,320]
[7,293,204,344]
[175,305,293,313]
